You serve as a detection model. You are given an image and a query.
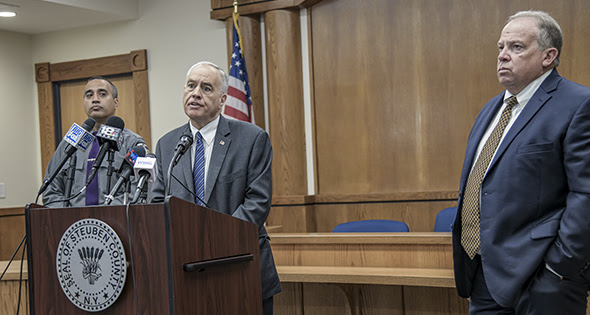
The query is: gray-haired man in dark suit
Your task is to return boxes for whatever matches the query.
[151,61,280,314]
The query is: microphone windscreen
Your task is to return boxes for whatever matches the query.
[105,116,125,130]
[97,116,125,150]
[81,118,96,131]
[178,133,193,153]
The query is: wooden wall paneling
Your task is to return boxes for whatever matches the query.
[0,208,26,261]
[301,283,355,315]
[312,200,457,232]
[270,234,458,313]
[0,279,28,314]
[309,0,500,195]
[533,0,590,87]
[309,0,590,197]
[338,284,404,315]
[264,9,307,196]
[274,282,304,315]
[36,80,55,176]
[269,204,315,232]
[269,192,458,233]
[274,267,455,314]
[403,286,468,315]
[271,234,453,269]
[225,15,266,130]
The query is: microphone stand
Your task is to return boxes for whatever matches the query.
[165,159,175,197]
[124,181,131,205]
[105,150,115,194]
[63,154,77,207]
[137,182,149,204]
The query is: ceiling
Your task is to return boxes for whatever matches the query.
[0,0,139,35]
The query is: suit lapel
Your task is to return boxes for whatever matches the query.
[487,70,561,172]
[461,95,504,187]
[205,116,231,203]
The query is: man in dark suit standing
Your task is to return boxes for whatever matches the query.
[453,10,590,314]
[151,61,281,314]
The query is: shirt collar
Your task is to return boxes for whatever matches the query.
[504,69,553,105]
[189,115,219,146]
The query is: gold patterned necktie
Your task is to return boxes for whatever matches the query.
[461,96,519,259]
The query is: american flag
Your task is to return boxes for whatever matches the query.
[224,11,255,123]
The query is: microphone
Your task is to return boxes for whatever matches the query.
[86,116,125,187]
[171,133,193,167]
[131,153,157,204]
[104,145,146,205]
[38,118,96,195]
[166,133,193,197]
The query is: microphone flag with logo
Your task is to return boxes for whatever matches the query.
[104,144,146,205]
[86,116,125,187]
[38,117,96,196]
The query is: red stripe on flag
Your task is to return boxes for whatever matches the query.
[227,86,248,104]
[224,106,251,122]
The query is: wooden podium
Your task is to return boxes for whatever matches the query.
[25,196,263,314]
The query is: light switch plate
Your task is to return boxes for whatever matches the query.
[0,183,5,198]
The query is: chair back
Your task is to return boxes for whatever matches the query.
[332,219,409,232]
[434,207,457,232]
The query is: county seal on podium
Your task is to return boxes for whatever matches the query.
[56,218,127,312]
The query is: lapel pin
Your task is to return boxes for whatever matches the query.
[220,140,225,145]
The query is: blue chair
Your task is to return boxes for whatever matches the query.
[332,219,409,232]
[434,207,457,232]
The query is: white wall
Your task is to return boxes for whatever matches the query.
[0,0,228,206]
[0,31,36,207]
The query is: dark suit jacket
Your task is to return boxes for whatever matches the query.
[151,115,281,300]
[453,69,590,307]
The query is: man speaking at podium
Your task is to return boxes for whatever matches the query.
[42,76,145,207]
[151,61,281,314]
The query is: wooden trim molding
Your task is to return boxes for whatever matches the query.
[210,0,324,20]
[272,191,459,206]
[0,207,25,216]
[36,50,148,83]
[270,232,452,245]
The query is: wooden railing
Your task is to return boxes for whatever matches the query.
[269,232,468,315]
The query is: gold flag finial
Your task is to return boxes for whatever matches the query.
[233,0,238,14]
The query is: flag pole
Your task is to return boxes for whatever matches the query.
[232,0,244,53]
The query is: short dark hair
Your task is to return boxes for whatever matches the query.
[87,76,118,99]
